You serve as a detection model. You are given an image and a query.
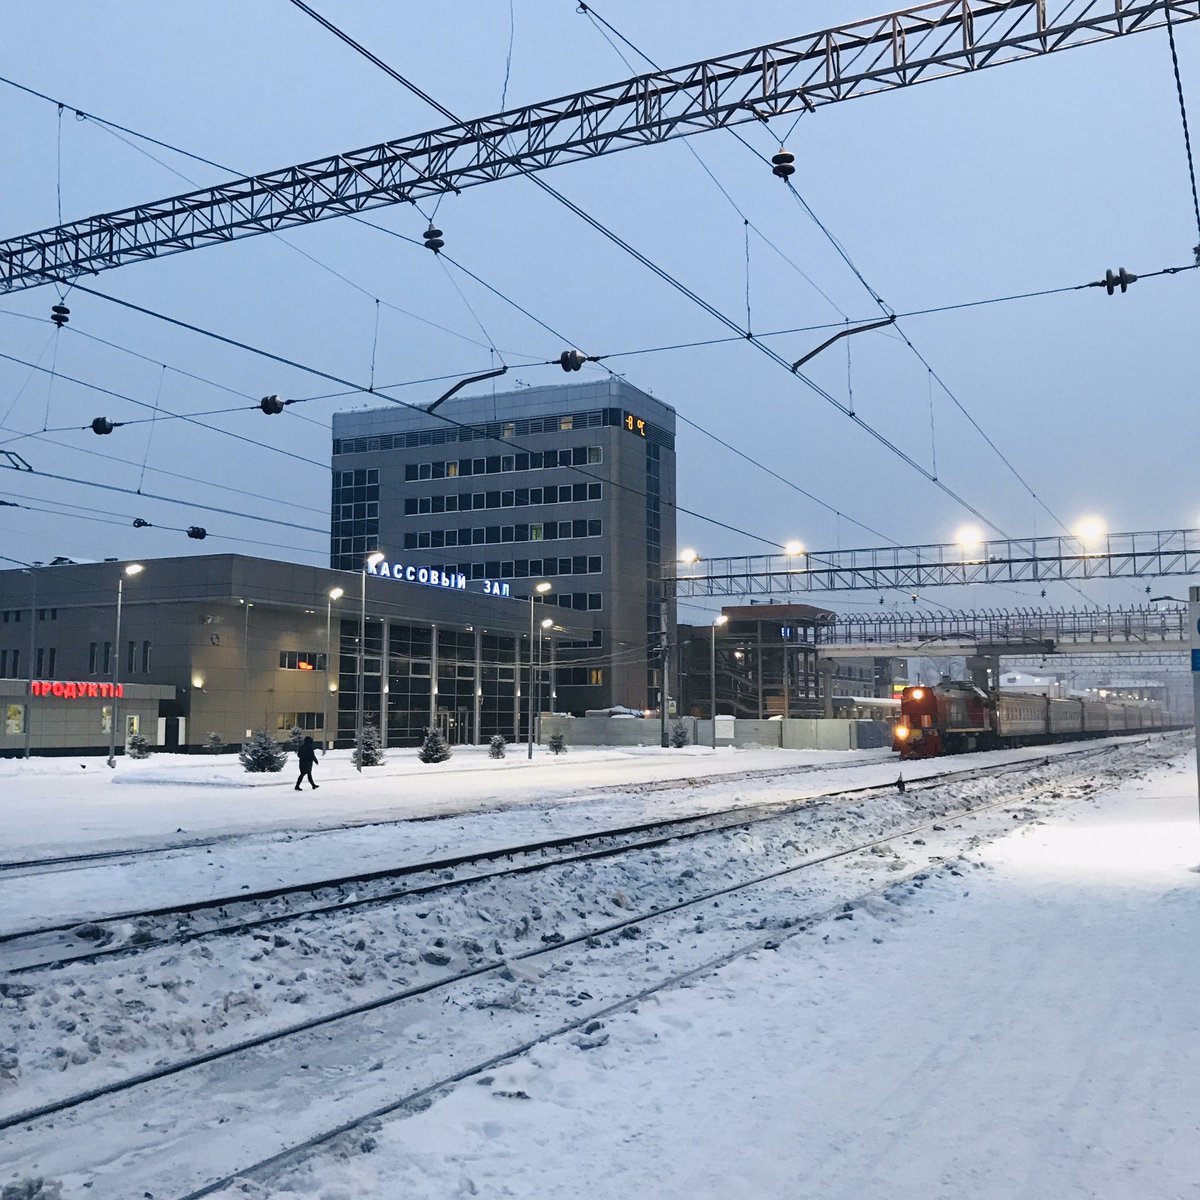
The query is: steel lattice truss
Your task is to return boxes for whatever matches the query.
[2,0,1198,292]
[673,528,1200,596]
[815,602,1188,653]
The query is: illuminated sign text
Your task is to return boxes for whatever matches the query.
[30,680,124,699]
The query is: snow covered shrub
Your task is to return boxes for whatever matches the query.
[239,729,287,773]
[488,733,507,759]
[353,723,385,768]
[547,731,567,755]
[204,731,224,754]
[126,732,152,760]
[286,724,305,752]
[418,726,452,764]
[669,720,690,748]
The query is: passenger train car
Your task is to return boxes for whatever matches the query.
[891,681,1173,759]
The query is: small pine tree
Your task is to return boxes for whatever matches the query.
[669,719,690,748]
[240,729,288,773]
[547,730,567,755]
[287,724,305,752]
[126,732,152,760]
[204,731,225,754]
[488,733,507,759]
[418,726,452,764]
[353,723,385,768]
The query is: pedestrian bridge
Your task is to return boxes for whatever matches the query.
[814,604,1189,659]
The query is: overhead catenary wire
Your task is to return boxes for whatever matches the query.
[1164,3,1200,249]
[3,55,1164,558]
[283,0,1009,541]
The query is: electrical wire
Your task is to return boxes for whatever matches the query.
[283,0,1009,543]
[1164,4,1200,249]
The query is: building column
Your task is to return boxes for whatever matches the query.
[429,624,439,733]
[513,634,522,741]
[756,620,764,719]
[473,627,483,745]
[379,619,390,748]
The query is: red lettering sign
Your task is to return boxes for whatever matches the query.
[29,680,123,699]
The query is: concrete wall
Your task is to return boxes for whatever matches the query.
[540,714,892,751]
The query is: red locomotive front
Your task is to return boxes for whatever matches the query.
[892,686,944,758]
[893,682,994,758]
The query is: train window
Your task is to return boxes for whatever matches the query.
[921,714,932,727]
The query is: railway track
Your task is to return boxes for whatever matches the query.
[0,751,899,880]
[0,741,1123,974]
[0,737,1167,1200]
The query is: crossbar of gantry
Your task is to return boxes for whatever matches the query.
[2,0,1197,291]
[672,529,1200,596]
[811,603,1188,656]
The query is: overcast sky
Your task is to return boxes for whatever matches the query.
[1,0,1197,620]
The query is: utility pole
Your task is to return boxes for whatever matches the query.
[660,598,670,748]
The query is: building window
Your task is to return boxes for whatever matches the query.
[589,669,604,686]
[142,641,152,673]
[279,651,328,671]
[102,642,111,675]
[89,642,98,674]
[276,712,325,731]
[127,640,137,675]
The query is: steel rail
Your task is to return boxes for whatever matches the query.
[0,738,1138,1134]
[2,0,1197,290]
[173,742,1163,1200]
[0,744,1086,971]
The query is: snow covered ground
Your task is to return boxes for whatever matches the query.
[2,734,1196,1199]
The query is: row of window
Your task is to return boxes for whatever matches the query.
[405,519,602,551]
[433,555,602,581]
[403,482,601,516]
[333,467,380,489]
[334,408,612,455]
[276,712,325,731]
[1,609,58,623]
[279,651,328,672]
[556,667,604,686]
[404,446,602,481]
[86,641,153,675]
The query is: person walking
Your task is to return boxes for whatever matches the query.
[295,735,319,791]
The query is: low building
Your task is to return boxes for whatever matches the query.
[0,554,592,756]
[676,603,895,719]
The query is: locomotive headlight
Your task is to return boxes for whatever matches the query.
[894,725,910,740]
[912,688,925,701]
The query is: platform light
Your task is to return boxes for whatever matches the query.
[783,540,805,556]
[1073,516,1106,544]
[678,548,699,565]
[955,526,983,551]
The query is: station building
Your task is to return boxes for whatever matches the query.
[331,377,677,715]
[0,554,592,756]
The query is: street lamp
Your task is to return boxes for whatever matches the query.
[783,540,805,557]
[710,613,728,748]
[358,553,385,772]
[108,562,144,767]
[325,586,344,751]
[528,582,551,758]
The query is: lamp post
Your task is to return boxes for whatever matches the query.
[108,562,144,767]
[358,553,385,772]
[528,582,551,758]
[710,613,728,748]
[325,586,344,751]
